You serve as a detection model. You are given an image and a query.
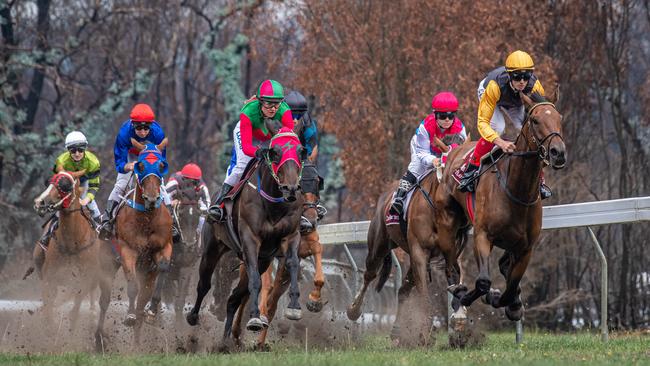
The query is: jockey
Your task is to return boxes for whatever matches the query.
[207,79,294,222]
[284,90,327,232]
[37,131,102,248]
[165,163,210,240]
[391,92,467,216]
[98,103,174,239]
[457,50,552,198]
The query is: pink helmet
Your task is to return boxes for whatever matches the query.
[431,92,459,112]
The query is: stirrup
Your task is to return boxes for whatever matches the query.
[316,204,327,221]
[207,205,225,223]
[299,216,314,233]
[540,184,553,200]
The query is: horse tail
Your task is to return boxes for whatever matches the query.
[375,253,393,293]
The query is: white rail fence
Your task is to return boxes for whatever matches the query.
[316,196,650,343]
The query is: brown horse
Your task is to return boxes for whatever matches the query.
[253,170,325,348]
[187,130,307,352]
[435,92,566,321]
[33,171,100,330]
[347,161,468,346]
[94,138,173,349]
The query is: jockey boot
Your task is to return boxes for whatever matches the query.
[207,183,233,223]
[98,200,118,240]
[300,216,314,233]
[37,215,59,250]
[390,171,417,216]
[458,163,479,193]
[316,204,328,221]
[166,204,181,242]
[540,181,553,199]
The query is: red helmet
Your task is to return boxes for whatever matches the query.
[431,92,459,112]
[130,103,155,123]
[180,163,202,180]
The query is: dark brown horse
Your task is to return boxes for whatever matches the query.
[94,138,173,349]
[435,92,566,321]
[186,130,307,352]
[347,159,468,346]
[253,169,325,348]
[33,171,100,330]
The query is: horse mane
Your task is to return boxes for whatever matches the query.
[528,92,548,104]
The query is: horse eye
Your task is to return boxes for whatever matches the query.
[531,117,539,125]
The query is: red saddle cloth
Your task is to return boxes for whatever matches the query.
[452,148,475,184]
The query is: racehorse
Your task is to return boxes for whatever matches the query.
[94,138,173,349]
[186,129,308,352]
[435,92,566,321]
[346,155,468,346]
[252,165,326,348]
[33,171,100,330]
[157,198,203,324]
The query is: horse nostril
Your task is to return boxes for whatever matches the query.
[550,147,559,157]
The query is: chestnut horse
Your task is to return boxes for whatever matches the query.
[253,167,325,348]
[435,92,566,321]
[33,171,100,330]
[187,130,307,352]
[94,138,173,349]
[347,156,468,346]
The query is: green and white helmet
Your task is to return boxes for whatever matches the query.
[256,79,285,102]
[65,131,88,149]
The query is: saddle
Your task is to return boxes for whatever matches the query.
[452,146,504,186]
[224,159,260,201]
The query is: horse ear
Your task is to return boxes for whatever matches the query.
[547,84,560,104]
[270,145,283,164]
[156,137,169,151]
[131,138,146,151]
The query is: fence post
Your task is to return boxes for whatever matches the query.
[587,226,608,342]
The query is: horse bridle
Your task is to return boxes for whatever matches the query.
[515,102,564,166]
[36,172,78,213]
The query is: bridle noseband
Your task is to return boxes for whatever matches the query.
[517,102,564,166]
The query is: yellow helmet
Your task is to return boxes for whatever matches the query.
[505,50,535,72]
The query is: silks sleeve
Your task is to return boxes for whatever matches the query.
[477,80,502,143]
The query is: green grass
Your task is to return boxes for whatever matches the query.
[0,332,648,366]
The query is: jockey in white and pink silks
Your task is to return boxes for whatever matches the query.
[391,92,467,216]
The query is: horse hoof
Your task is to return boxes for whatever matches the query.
[260,315,269,328]
[255,342,271,352]
[246,317,264,332]
[483,288,502,307]
[447,284,468,299]
[285,308,302,321]
[94,332,106,353]
[346,305,362,321]
[123,313,137,327]
[306,299,324,313]
[450,307,468,332]
[505,304,524,321]
[186,312,199,326]
[144,309,157,324]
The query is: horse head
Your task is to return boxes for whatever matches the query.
[262,128,307,202]
[34,171,84,215]
[521,91,567,170]
[131,138,169,211]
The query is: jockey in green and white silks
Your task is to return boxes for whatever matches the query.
[208,79,294,222]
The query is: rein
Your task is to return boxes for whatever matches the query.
[494,101,563,206]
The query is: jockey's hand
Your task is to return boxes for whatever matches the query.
[255,148,267,159]
[432,157,441,168]
[79,197,91,206]
[172,199,180,207]
[124,162,135,172]
[494,137,516,154]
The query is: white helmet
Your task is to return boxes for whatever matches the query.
[64,131,88,149]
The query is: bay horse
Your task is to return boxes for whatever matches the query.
[33,170,100,330]
[252,165,325,348]
[186,129,308,352]
[94,138,173,349]
[347,154,468,346]
[435,92,566,321]
[156,199,203,325]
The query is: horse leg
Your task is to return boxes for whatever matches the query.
[69,286,85,331]
[175,267,189,325]
[460,232,492,306]
[120,246,139,327]
[133,268,159,345]
[304,231,325,313]
[218,266,248,353]
[347,220,391,321]
[284,232,302,321]
[187,240,225,326]
[404,244,433,346]
[257,257,291,349]
[240,227,264,331]
[95,241,119,353]
[41,277,57,331]
[259,263,274,326]
[145,242,173,323]
[497,250,532,321]
[232,292,249,349]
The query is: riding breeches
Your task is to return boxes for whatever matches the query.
[223,121,263,186]
[80,180,101,218]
